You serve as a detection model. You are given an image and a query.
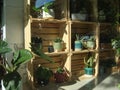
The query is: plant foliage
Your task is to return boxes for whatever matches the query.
[0,40,33,90]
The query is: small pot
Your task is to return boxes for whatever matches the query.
[71,13,87,21]
[53,42,63,52]
[84,68,94,75]
[87,41,95,49]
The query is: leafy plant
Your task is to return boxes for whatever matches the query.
[84,53,94,68]
[75,34,80,41]
[35,0,55,13]
[56,67,64,73]
[30,39,53,62]
[88,36,95,41]
[43,1,54,13]
[35,66,53,86]
[111,36,120,56]
[31,36,42,43]
[54,67,68,83]
[53,37,63,43]
[32,6,41,12]
[0,40,33,90]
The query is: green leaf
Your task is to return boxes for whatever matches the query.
[3,71,21,90]
[12,49,33,68]
[30,43,53,63]
[0,40,12,54]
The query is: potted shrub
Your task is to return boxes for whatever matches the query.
[0,40,33,90]
[35,66,53,86]
[53,37,63,52]
[34,0,55,19]
[74,34,82,51]
[84,53,95,75]
[54,67,68,83]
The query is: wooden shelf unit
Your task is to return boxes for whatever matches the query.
[24,0,117,89]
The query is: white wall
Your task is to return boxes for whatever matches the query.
[4,0,24,50]
[3,0,28,83]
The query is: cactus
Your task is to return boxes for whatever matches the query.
[84,55,94,68]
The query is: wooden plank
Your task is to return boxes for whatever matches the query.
[72,60,84,65]
[31,28,59,34]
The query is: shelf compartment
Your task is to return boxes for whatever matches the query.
[31,21,69,52]
[71,22,98,51]
[71,53,88,77]
[30,0,67,19]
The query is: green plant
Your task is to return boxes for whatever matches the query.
[0,40,33,90]
[84,54,94,68]
[32,6,41,12]
[31,36,42,43]
[56,67,64,73]
[54,67,68,83]
[111,36,120,56]
[35,66,53,86]
[30,40,53,62]
[75,34,79,41]
[88,36,95,41]
[35,0,55,13]
[31,36,42,49]
[53,37,63,43]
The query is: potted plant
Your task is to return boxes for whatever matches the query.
[54,67,68,83]
[53,37,63,52]
[86,36,95,49]
[32,6,42,18]
[35,66,53,86]
[71,8,87,21]
[111,36,120,65]
[74,34,82,51]
[34,0,55,19]
[31,36,42,49]
[84,53,95,75]
[30,37,53,62]
[0,40,33,90]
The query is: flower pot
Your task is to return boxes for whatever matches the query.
[53,42,63,52]
[84,68,94,75]
[54,72,68,83]
[71,13,87,21]
[87,41,95,49]
[74,40,82,51]
[42,7,55,19]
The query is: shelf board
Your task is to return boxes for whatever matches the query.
[31,18,66,23]
[100,49,114,52]
[45,51,69,56]
[100,57,115,60]
[78,74,95,81]
[100,22,112,25]
[71,20,97,25]
[72,49,98,54]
